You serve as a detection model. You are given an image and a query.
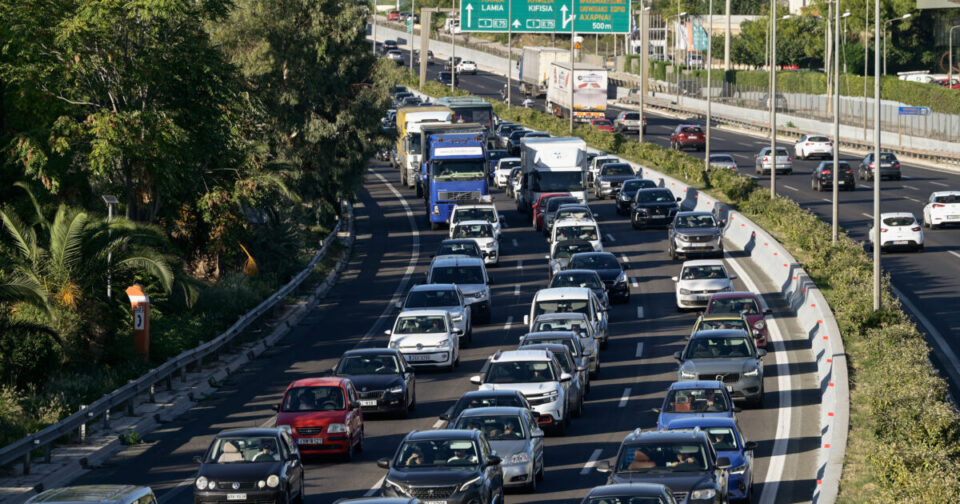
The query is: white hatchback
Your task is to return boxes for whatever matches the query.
[494,158,522,188]
[387,309,461,370]
[457,60,478,74]
[923,191,960,229]
[450,220,500,265]
[450,203,503,239]
[551,218,602,255]
[869,212,924,252]
[794,134,833,160]
[672,260,737,311]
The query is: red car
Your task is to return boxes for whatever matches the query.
[591,118,615,133]
[705,291,773,348]
[387,10,400,20]
[531,192,571,231]
[933,78,960,90]
[275,377,364,460]
[670,124,706,151]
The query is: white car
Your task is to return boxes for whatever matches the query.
[387,309,461,370]
[494,157,522,188]
[523,287,608,349]
[397,284,472,345]
[457,60,478,74]
[427,255,492,323]
[794,134,834,160]
[471,349,574,435]
[450,203,503,239]
[550,217,602,255]
[450,220,500,265]
[588,155,619,187]
[672,260,737,311]
[869,212,924,252]
[923,191,960,229]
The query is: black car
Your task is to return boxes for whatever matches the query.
[581,483,678,504]
[401,96,422,107]
[333,349,416,417]
[631,188,681,229]
[567,252,630,303]
[811,160,856,192]
[383,40,399,52]
[506,129,532,155]
[436,239,483,259]
[378,430,504,503]
[858,151,901,181]
[436,71,460,88]
[594,162,637,200]
[335,499,421,504]
[439,389,533,426]
[616,178,659,215]
[193,428,305,504]
[597,429,730,503]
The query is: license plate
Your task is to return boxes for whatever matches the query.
[893,240,909,245]
[694,295,708,302]
[227,494,246,501]
[359,400,377,407]
[726,385,733,392]
[950,215,960,219]
[838,181,846,185]
[297,438,323,445]
[407,354,432,361]
[423,501,446,504]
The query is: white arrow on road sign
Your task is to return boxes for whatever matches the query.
[465,3,473,27]
[512,19,521,28]
[561,4,574,29]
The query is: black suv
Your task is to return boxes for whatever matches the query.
[378,430,504,503]
[631,188,681,229]
[616,178,658,215]
[597,428,730,503]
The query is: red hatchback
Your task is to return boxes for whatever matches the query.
[670,124,706,151]
[387,10,400,20]
[275,377,364,460]
[591,118,615,133]
[705,291,773,348]
[532,192,571,231]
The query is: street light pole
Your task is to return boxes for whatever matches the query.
[832,10,850,243]
[882,14,911,76]
[949,25,960,86]
[639,4,651,144]
[373,1,378,55]
[570,13,577,133]
[769,0,777,199]
[506,0,512,108]
[873,0,881,311]
[668,13,687,104]
[705,2,714,174]
[451,0,457,92]
[102,195,119,299]
[410,0,416,74]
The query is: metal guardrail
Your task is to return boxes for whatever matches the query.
[0,203,347,475]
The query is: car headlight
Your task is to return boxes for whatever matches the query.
[388,385,404,394]
[636,207,648,214]
[730,463,749,475]
[257,480,266,489]
[544,390,560,402]
[680,369,696,379]
[507,452,531,465]
[679,288,691,295]
[744,367,760,377]
[754,320,766,330]
[438,338,451,348]
[619,192,629,200]
[474,290,485,299]
[389,340,400,349]
[384,478,407,494]
[195,477,209,490]
[327,423,347,433]
[616,271,628,284]
[485,242,496,249]
[458,475,483,492]
[676,234,690,242]
[601,181,611,186]
[266,475,280,488]
[690,488,716,500]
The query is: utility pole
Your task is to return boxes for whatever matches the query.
[373,0,378,56]
[872,0,881,311]
[410,0,416,74]
[705,2,714,174]
[639,4,650,144]
[863,2,868,141]
[826,0,833,116]
[570,11,577,133]
[951,25,960,87]
[770,0,778,198]
[724,0,731,72]
[451,0,457,92]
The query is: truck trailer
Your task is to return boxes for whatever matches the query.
[544,62,608,123]
[518,47,570,98]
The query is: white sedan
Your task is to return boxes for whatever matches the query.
[672,260,737,311]
[794,134,833,160]
[457,60,478,74]
[923,191,960,229]
[868,212,924,252]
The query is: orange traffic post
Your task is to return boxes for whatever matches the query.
[125,284,150,361]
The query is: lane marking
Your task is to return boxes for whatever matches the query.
[949,250,960,260]
[514,285,521,296]
[517,259,523,270]
[636,306,645,319]
[861,212,873,219]
[905,197,923,203]
[621,253,630,263]
[783,185,799,192]
[432,419,446,429]
[606,233,616,242]
[821,198,832,203]
[512,238,519,247]
[931,181,949,187]
[363,477,385,497]
[618,388,632,407]
[502,221,509,228]
[903,184,920,191]
[636,342,644,358]
[630,278,639,288]
[580,449,603,475]
[504,315,514,331]
[861,183,872,189]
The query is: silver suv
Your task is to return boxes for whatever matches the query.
[613,111,646,134]
[668,211,723,260]
[27,486,157,504]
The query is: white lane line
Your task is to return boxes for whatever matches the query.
[630,278,639,288]
[363,477,385,497]
[905,197,923,203]
[903,184,920,191]
[621,253,630,263]
[504,315,514,331]
[636,306,645,319]
[514,285,521,296]
[158,478,196,504]
[931,181,949,187]
[512,238,519,247]
[636,342,644,358]
[606,233,616,242]
[517,259,523,270]
[821,198,832,203]
[861,212,873,219]
[783,184,799,192]
[580,449,604,475]
[949,250,960,260]
[432,419,446,429]
[618,388,632,407]
[861,183,872,189]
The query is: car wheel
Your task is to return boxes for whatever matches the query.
[525,469,538,493]
[343,434,356,462]
[631,217,641,230]
[600,337,608,350]
[430,221,440,231]
[293,478,304,504]
[573,394,584,418]
[752,388,765,409]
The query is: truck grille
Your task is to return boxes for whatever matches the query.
[217,481,257,489]
[438,191,481,202]
[409,485,457,499]
[699,373,740,384]
[673,492,688,502]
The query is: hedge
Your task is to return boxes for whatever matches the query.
[397,70,960,502]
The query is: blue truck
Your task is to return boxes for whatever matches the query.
[418,123,489,230]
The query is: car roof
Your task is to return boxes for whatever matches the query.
[681,259,726,268]
[879,212,916,218]
[431,255,485,267]
[698,314,747,322]
[455,406,530,418]
[554,268,602,278]
[453,204,496,210]
[409,283,460,292]
[675,210,713,217]
[522,343,571,355]
[27,486,150,504]
[406,429,480,441]
[709,291,760,300]
[342,348,403,357]
[286,377,346,389]
[440,238,479,246]
[215,427,286,438]
[397,308,450,317]
[556,203,591,210]
[533,287,592,300]
[492,349,553,362]
[553,239,593,248]
[585,483,669,497]
[523,331,577,339]
[570,251,616,260]
[497,157,521,163]
[668,380,726,390]
[930,191,960,197]
[664,416,739,431]
[553,217,598,226]
[690,329,752,339]
[454,219,493,226]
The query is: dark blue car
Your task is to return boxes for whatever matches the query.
[655,380,738,430]
[665,417,757,503]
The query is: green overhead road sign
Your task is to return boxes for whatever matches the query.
[460,0,630,34]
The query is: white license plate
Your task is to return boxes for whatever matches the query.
[950,215,960,219]
[423,501,446,504]
[297,438,323,445]
[694,295,708,302]
[838,181,846,185]
[893,240,909,245]
[227,494,247,501]
[726,385,733,392]
[359,400,377,407]
[407,354,433,361]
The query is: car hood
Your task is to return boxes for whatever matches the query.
[681,358,759,375]
[388,468,480,486]
[479,382,560,395]
[675,227,720,237]
[456,284,487,296]
[343,374,405,391]
[679,279,732,291]
[636,202,678,210]
[390,333,453,346]
[610,470,714,492]
[277,410,346,427]
[489,439,531,458]
[592,268,622,282]
[198,461,284,482]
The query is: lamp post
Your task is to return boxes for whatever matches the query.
[882,13,911,76]
[769,3,779,199]
[639,4,652,144]
[832,10,851,244]
[451,0,458,92]
[873,0,881,311]
[949,25,960,87]
[410,0,416,73]
[705,2,714,174]
[372,0,378,55]
[668,12,688,104]
[506,0,512,108]
[102,195,119,299]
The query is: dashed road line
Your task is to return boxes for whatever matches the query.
[512,238,519,247]
[821,198,832,203]
[931,181,949,187]
[861,183,872,189]
[949,251,960,260]
[636,306,645,319]
[606,233,616,242]
[905,197,923,203]
[503,315,514,331]
[514,285,521,296]
[630,278,639,288]
[621,253,630,263]
[364,477,385,497]
[636,342,644,358]
[861,212,873,219]
[618,388,632,407]
[783,185,799,192]
[517,259,523,270]
[903,184,920,191]
[580,449,604,475]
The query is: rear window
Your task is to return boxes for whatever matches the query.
[807,136,830,142]
[681,126,703,134]
[934,195,960,204]
[621,112,640,120]
[879,153,898,162]
[547,197,579,212]
[882,216,916,227]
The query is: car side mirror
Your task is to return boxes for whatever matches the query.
[453,328,464,335]
[193,455,203,464]
[764,308,773,315]
[651,407,661,413]
[673,351,682,360]
[271,404,279,412]
[719,219,727,227]
[350,401,360,409]
[487,277,494,285]
[676,197,682,202]
[745,441,758,451]
[470,375,483,385]
[757,349,767,358]
[733,406,743,413]
[577,365,588,372]
[729,274,738,280]
[486,455,502,466]
[532,429,545,438]
[439,413,450,421]
[671,276,679,282]
[395,301,403,309]
[384,329,392,336]
[716,456,732,469]
[377,458,391,469]
[596,460,612,473]
[559,372,573,382]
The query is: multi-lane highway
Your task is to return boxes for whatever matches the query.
[67,154,820,502]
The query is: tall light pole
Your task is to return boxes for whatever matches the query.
[863,1,868,141]
[102,195,119,299]
[506,0,512,108]
[950,25,960,87]
[832,10,850,244]
[705,1,714,174]
[639,4,651,144]
[372,0,378,55]
[668,12,688,104]
[873,0,881,311]
[410,0,416,73]
[769,0,778,199]
[882,13,911,76]
[570,10,577,133]
[724,0,731,71]
[451,0,458,92]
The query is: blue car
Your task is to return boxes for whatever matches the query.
[665,417,757,503]
[655,380,738,430]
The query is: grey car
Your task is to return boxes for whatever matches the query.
[754,147,792,175]
[548,239,596,278]
[858,151,902,181]
[529,312,600,378]
[551,204,596,230]
[520,336,590,395]
[613,110,647,134]
[674,329,766,407]
[520,343,587,421]
[594,163,637,199]
[668,212,723,260]
[452,407,545,492]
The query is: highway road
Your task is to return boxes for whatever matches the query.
[68,155,820,502]
[381,38,960,397]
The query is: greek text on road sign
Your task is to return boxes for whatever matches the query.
[461,0,630,34]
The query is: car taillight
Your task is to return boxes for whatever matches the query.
[880,228,888,233]
[821,170,832,176]
[828,142,833,146]
[805,142,812,146]
[787,156,792,161]
[911,226,922,232]
[893,162,900,168]
[763,156,769,162]
[869,162,875,168]
[933,203,945,208]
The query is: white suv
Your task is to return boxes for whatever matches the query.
[387,309,461,370]
[794,134,833,160]
[494,158,521,188]
[524,287,608,349]
[427,255,493,323]
[450,203,503,239]
[450,220,500,265]
[923,191,960,229]
[471,349,574,435]
[550,217,602,255]
[398,284,472,345]
[672,260,737,311]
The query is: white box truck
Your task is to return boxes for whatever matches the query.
[517,137,588,213]
[545,62,608,123]
[519,47,571,98]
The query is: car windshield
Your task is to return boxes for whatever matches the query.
[451,107,492,127]
[622,179,656,192]
[681,265,727,280]
[531,171,585,192]
[405,289,460,308]
[663,388,730,413]
[820,162,850,171]
[451,394,525,418]
[583,498,665,504]
[431,265,485,284]
[637,189,676,203]
[407,134,423,155]
[533,299,589,318]
[281,386,346,412]
[533,317,589,337]
[499,160,521,171]
[547,198,579,212]
[556,225,599,241]
[510,130,528,140]
[456,414,526,440]
[709,297,760,315]
[569,254,620,270]
[336,355,401,375]
[395,439,480,469]
[521,337,578,357]
[704,427,738,451]
[696,318,748,332]
[436,242,481,257]
[675,214,717,228]
[550,272,603,290]
[394,315,448,334]
[808,136,830,142]
[594,120,613,126]
[556,208,593,220]
[486,360,556,383]
[686,336,753,358]
[680,126,703,134]
[433,160,485,180]
[934,195,960,203]
[616,442,709,473]
[882,216,916,227]
[206,436,283,464]
[601,164,633,176]
[453,223,493,238]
